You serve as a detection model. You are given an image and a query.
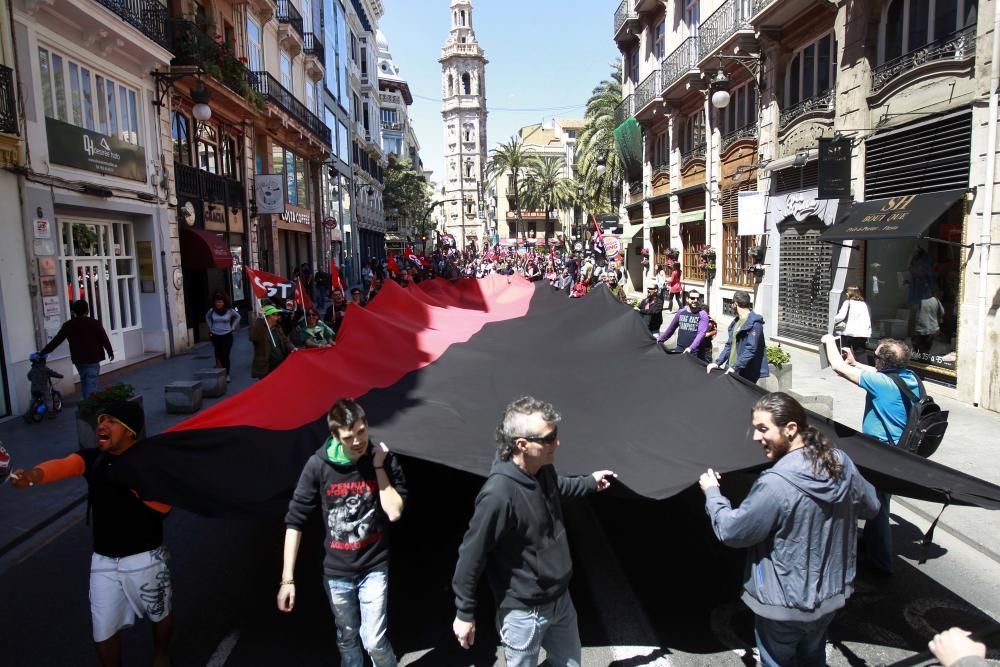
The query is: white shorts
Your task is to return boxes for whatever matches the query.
[89,546,172,642]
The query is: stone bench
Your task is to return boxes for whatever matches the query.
[194,368,227,398]
[165,380,203,414]
[786,390,834,419]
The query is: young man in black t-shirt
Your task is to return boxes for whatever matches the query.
[278,399,407,667]
[11,401,172,667]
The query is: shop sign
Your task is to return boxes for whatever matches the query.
[323,217,338,230]
[203,202,227,231]
[818,137,851,199]
[33,219,52,239]
[281,209,311,225]
[604,236,621,259]
[45,117,146,182]
[255,174,285,214]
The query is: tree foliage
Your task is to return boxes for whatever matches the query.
[576,63,624,216]
[383,157,431,236]
[486,137,533,237]
[521,156,578,230]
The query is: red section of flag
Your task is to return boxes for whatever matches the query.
[592,215,606,257]
[330,259,347,291]
[296,276,314,310]
[245,267,295,301]
[387,255,400,276]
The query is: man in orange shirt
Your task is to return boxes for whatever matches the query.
[11,401,173,667]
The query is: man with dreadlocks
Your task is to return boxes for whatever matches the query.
[698,392,880,667]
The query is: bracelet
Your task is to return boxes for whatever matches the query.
[280,579,294,586]
[374,466,385,470]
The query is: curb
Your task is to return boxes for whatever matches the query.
[0,494,87,560]
[894,497,1000,567]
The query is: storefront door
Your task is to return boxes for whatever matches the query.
[776,219,833,343]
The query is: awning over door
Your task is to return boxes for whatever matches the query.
[818,189,966,242]
[180,227,233,269]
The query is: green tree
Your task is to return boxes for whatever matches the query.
[486,137,533,239]
[521,156,578,239]
[383,157,431,246]
[577,64,624,217]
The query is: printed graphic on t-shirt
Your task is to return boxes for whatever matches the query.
[325,479,380,551]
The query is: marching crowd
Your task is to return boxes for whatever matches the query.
[5,241,978,667]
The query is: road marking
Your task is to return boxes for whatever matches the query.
[205,630,239,667]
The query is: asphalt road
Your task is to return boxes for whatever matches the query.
[2,460,999,666]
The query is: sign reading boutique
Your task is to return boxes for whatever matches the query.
[45,117,147,182]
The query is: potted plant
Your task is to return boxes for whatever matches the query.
[76,382,144,448]
[766,344,793,391]
[699,246,717,273]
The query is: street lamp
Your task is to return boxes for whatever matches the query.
[575,184,584,241]
[709,68,731,110]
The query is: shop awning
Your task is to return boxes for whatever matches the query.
[678,210,705,224]
[818,189,967,242]
[648,216,668,229]
[620,222,644,242]
[180,228,232,270]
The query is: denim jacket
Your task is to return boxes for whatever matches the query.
[716,311,769,381]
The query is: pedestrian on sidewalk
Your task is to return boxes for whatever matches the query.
[9,401,174,667]
[657,289,709,358]
[707,291,769,383]
[277,399,406,667]
[638,285,664,335]
[654,264,667,303]
[822,334,920,577]
[40,299,114,398]
[699,392,880,667]
[833,286,872,365]
[666,263,683,311]
[205,292,240,384]
[451,396,616,667]
[249,305,296,379]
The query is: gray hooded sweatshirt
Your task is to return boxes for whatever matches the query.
[704,448,880,622]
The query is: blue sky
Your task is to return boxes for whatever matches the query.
[378,0,619,183]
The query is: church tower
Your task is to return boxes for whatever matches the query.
[440,0,488,248]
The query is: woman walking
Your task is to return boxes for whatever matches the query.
[205,292,240,383]
[834,286,872,364]
[667,263,683,311]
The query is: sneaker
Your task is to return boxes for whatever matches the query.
[226,375,232,384]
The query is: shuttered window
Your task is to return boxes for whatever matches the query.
[776,220,834,343]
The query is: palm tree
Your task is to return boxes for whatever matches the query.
[521,156,578,240]
[486,137,532,239]
[577,64,624,218]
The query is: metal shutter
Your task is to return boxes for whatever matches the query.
[776,220,834,343]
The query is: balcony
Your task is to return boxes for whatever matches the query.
[251,71,331,145]
[634,69,663,120]
[661,36,701,99]
[613,0,640,46]
[94,0,171,50]
[174,163,243,208]
[303,32,324,65]
[779,90,834,130]
[276,0,303,54]
[681,146,706,165]
[0,65,18,135]
[871,26,976,95]
[613,94,636,127]
[698,0,754,63]
[721,123,758,151]
[381,121,404,132]
[170,21,259,105]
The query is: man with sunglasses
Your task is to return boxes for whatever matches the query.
[452,397,616,667]
[657,289,710,358]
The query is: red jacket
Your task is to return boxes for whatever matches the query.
[669,269,683,293]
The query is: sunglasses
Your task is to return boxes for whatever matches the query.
[515,428,558,445]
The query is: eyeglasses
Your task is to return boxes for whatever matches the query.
[515,428,558,445]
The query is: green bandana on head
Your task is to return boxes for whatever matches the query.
[325,436,353,465]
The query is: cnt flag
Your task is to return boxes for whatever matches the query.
[295,276,314,311]
[387,254,400,276]
[592,215,606,258]
[329,259,347,291]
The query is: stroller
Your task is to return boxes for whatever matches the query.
[24,352,63,423]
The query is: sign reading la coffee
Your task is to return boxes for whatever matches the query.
[45,117,147,182]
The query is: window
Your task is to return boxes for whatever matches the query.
[247,15,264,72]
[447,73,454,96]
[462,72,472,95]
[306,80,316,115]
[362,100,370,136]
[301,0,312,34]
[785,32,837,107]
[58,221,140,333]
[37,47,141,146]
[197,122,219,174]
[380,108,398,125]
[682,112,705,154]
[171,112,191,165]
[684,0,700,33]
[360,44,368,79]
[353,93,360,122]
[627,48,640,84]
[720,80,757,136]
[880,0,978,63]
[653,19,666,60]
[280,52,292,91]
[272,144,310,207]
[652,129,669,170]
[721,183,757,288]
[681,222,706,282]
[338,120,350,163]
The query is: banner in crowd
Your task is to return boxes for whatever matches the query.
[244,267,295,301]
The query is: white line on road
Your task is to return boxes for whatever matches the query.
[205,630,240,667]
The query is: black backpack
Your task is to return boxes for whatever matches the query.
[881,373,949,458]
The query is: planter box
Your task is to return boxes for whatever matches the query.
[760,363,793,392]
[76,394,145,449]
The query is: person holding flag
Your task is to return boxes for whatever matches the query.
[591,215,606,259]
[249,305,296,379]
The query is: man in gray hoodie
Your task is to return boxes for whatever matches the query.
[699,392,880,667]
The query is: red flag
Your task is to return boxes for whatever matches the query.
[296,276,314,310]
[387,255,400,276]
[330,259,347,291]
[592,215,606,258]
[245,266,295,301]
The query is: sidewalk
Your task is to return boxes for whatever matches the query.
[0,331,258,558]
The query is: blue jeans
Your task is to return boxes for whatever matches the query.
[325,564,397,667]
[76,363,100,399]
[862,491,894,574]
[497,591,581,667]
[754,612,836,667]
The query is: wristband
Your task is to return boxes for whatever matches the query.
[280,579,294,586]
[374,466,385,470]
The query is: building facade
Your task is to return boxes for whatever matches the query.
[440,0,488,250]
[612,0,999,410]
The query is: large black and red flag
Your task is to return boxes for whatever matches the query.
[112,278,1000,517]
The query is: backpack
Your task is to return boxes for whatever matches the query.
[881,373,949,458]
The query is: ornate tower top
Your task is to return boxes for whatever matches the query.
[441,0,486,61]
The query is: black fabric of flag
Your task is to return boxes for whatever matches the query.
[115,281,1000,517]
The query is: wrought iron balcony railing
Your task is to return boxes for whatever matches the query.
[250,70,331,145]
[698,0,752,60]
[779,90,835,128]
[95,0,170,49]
[303,32,325,65]
[613,94,636,126]
[721,123,758,150]
[614,0,638,37]
[276,0,304,39]
[174,163,243,208]
[171,21,256,101]
[680,146,706,164]
[872,25,976,94]
[661,36,700,91]
[750,0,777,15]
[0,65,18,135]
[634,69,662,112]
